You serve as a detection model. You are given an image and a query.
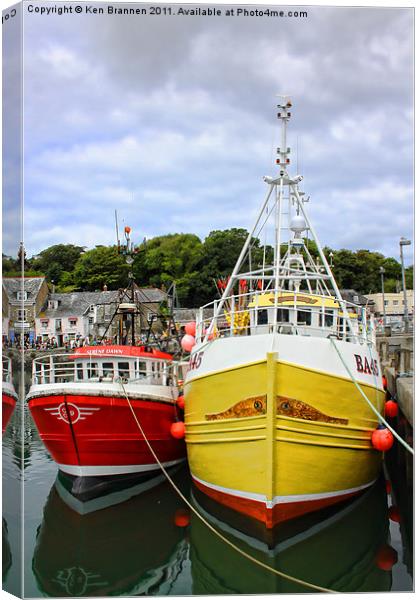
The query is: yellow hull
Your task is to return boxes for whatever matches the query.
[185,352,385,527]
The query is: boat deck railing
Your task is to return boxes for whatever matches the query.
[31,353,180,387]
[195,289,376,346]
[2,357,12,383]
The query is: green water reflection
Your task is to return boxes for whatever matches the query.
[2,402,414,597]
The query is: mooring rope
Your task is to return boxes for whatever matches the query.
[329,337,413,456]
[118,379,337,594]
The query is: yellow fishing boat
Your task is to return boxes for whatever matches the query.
[184,98,385,528]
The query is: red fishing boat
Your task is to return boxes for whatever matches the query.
[2,356,18,433]
[27,225,186,495]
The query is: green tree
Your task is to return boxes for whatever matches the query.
[30,244,85,284]
[2,254,18,275]
[186,229,272,306]
[72,246,130,291]
[133,234,204,305]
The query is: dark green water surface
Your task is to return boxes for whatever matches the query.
[2,403,414,597]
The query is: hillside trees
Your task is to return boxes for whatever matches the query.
[22,231,413,306]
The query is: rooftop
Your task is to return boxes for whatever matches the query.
[2,277,47,302]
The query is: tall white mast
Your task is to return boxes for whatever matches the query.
[203,98,356,343]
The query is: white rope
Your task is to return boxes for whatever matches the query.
[329,337,413,456]
[118,380,337,594]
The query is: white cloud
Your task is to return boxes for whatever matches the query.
[10,4,413,265]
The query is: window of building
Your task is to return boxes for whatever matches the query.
[55,319,62,330]
[17,309,27,321]
[88,317,94,325]
[393,300,399,306]
[41,321,48,329]
[384,300,389,306]
[17,291,28,301]
[69,319,77,327]
[353,295,359,303]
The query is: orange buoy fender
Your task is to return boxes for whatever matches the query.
[384,400,398,418]
[375,544,398,571]
[371,425,394,451]
[176,395,185,410]
[184,321,196,336]
[174,508,190,527]
[388,505,401,523]
[170,421,185,439]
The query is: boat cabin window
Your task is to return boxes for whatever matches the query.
[137,361,147,377]
[102,362,114,378]
[324,309,334,328]
[277,308,290,323]
[76,362,83,380]
[87,362,98,379]
[257,309,268,325]
[297,310,311,326]
[118,362,130,379]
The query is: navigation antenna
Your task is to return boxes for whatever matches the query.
[115,209,121,253]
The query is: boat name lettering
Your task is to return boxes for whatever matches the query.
[354,354,379,376]
[189,351,204,371]
[269,295,317,304]
[85,349,124,355]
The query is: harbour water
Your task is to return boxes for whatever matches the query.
[2,401,413,597]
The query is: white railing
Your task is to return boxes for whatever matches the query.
[2,357,12,383]
[195,289,375,346]
[31,353,181,387]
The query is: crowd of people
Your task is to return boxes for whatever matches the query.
[2,329,181,353]
[2,335,115,352]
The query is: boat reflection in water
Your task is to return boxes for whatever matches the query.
[190,478,394,594]
[2,518,12,583]
[32,467,190,596]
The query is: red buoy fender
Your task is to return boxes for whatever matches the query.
[176,395,185,410]
[174,508,190,527]
[375,544,398,571]
[371,425,394,451]
[170,421,185,439]
[382,375,387,390]
[385,400,398,418]
[388,505,401,523]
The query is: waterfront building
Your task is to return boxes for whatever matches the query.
[2,277,49,343]
[339,289,376,311]
[35,287,167,346]
[2,285,11,342]
[365,291,414,324]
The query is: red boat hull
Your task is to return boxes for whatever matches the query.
[192,476,370,528]
[28,393,185,476]
[2,392,17,433]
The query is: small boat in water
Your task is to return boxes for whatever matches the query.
[184,98,386,528]
[2,356,18,433]
[27,226,185,494]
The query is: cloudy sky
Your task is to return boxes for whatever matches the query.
[2,1,414,264]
